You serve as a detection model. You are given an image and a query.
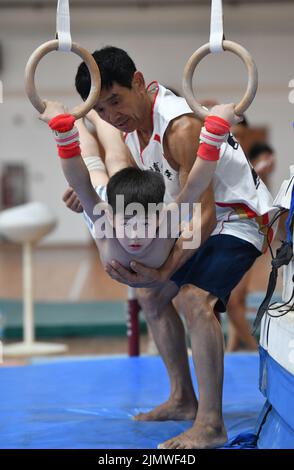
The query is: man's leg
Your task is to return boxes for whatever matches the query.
[159,284,227,449]
[135,282,198,421]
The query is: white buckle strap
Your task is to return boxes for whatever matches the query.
[200,126,228,148]
[56,0,72,52]
[53,126,79,146]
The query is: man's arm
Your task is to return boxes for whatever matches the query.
[158,105,241,275]
[159,184,216,279]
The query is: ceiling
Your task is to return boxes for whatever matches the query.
[0,0,291,7]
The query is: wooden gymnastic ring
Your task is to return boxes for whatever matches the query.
[25,39,101,119]
[182,40,258,121]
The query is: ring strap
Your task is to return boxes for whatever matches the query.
[56,0,72,52]
[209,0,224,53]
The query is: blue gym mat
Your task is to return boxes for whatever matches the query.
[0,353,264,449]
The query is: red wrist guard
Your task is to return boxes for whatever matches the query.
[197,115,231,161]
[197,143,220,161]
[49,114,76,133]
[205,115,231,136]
[48,114,81,159]
[57,142,81,159]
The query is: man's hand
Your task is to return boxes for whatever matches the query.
[209,103,242,126]
[39,100,67,123]
[62,187,83,213]
[105,260,169,288]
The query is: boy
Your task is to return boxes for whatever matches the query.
[40,101,235,274]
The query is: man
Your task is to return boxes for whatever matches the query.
[72,46,274,449]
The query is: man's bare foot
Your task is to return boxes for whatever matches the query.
[158,420,227,449]
[133,398,197,422]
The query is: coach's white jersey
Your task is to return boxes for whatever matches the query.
[125,82,190,203]
[125,82,275,252]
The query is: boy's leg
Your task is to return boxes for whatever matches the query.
[135,281,198,421]
[63,118,109,213]
[159,284,227,449]
[76,118,110,185]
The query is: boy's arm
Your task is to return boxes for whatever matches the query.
[167,104,239,207]
[62,118,107,214]
[39,101,104,224]
[60,156,102,224]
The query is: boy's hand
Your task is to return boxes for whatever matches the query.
[39,100,67,123]
[209,103,242,126]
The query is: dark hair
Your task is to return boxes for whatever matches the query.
[75,46,136,101]
[106,167,165,213]
[248,142,274,162]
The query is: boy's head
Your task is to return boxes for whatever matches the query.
[106,167,165,254]
[76,46,146,133]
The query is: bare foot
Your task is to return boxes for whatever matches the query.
[133,398,197,422]
[158,420,227,449]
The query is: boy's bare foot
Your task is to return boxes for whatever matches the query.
[133,398,197,421]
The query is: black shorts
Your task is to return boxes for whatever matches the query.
[170,234,261,312]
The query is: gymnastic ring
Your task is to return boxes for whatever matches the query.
[182,40,258,121]
[25,39,101,119]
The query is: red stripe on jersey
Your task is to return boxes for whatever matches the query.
[216,202,257,219]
